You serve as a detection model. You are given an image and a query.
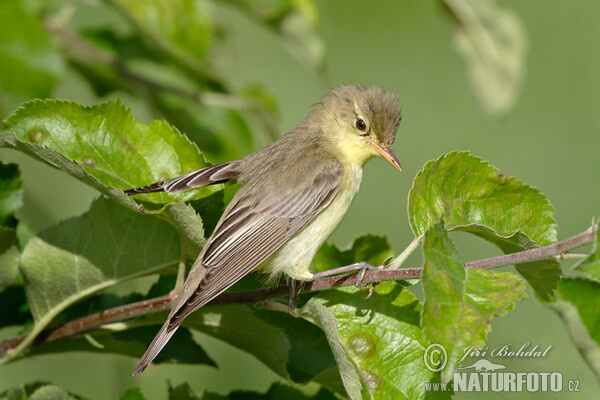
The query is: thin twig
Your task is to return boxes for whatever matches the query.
[387,235,423,269]
[0,225,596,358]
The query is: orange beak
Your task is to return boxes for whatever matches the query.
[365,137,402,172]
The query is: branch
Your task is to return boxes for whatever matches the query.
[0,225,596,357]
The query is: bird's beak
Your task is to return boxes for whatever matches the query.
[365,137,402,172]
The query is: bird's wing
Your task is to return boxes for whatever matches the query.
[132,160,342,375]
[172,159,343,323]
[124,161,239,194]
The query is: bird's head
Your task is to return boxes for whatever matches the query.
[312,85,403,171]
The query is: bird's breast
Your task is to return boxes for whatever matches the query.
[260,164,363,281]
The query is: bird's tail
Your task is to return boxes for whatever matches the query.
[133,260,212,375]
[132,319,180,375]
[125,161,240,195]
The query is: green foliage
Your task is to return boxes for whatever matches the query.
[0,0,63,116]
[551,226,600,376]
[120,388,146,400]
[409,151,560,300]
[0,382,83,400]
[0,163,21,291]
[111,0,213,65]
[12,197,183,356]
[421,221,526,381]
[303,283,450,400]
[167,381,337,400]
[0,98,594,398]
[1,99,216,208]
[0,0,597,399]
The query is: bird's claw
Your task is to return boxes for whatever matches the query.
[354,264,380,299]
[288,278,306,317]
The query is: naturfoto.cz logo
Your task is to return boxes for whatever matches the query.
[423,343,580,393]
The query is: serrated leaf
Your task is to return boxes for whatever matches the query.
[313,235,393,273]
[303,283,448,400]
[7,197,181,361]
[443,0,526,116]
[409,151,559,300]
[0,0,63,116]
[421,221,526,381]
[551,278,600,378]
[1,98,217,209]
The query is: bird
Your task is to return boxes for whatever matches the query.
[126,84,403,375]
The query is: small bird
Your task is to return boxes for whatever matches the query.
[127,84,403,375]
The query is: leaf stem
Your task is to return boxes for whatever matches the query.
[386,235,423,269]
[0,225,596,359]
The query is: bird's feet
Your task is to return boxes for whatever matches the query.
[311,261,381,298]
[287,278,307,317]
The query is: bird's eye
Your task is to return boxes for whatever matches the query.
[355,118,367,131]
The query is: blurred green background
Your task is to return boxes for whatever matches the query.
[1,0,599,398]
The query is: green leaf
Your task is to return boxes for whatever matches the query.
[0,162,22,227]
[139,301,338,385]
[0,285,30,328]
[110,0,215,82]
[7,197,181,361]
[0,0,63,116]
[28,385,78,400]
[1,98,218,210]
[254,382,337,400]
[409,151,559,300]
[27,324,215,368]
[0,228,19,292]
[303,283,447,400]
[551,277,600,379]
[120,388,147,400]
[254,309,338,384]
[313,235,393,273]
[0,382,46,400]
[0,162,23,291]
[168,383,196,400]
[574,225,600,282]
[293,301,362,400]
[189,190,225,237]
[442,0,526,116]
[189,105,254,162]
[421,221,526,381]
[171,382,336,400]
[17,382,83,400]
[180,305,292,379]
